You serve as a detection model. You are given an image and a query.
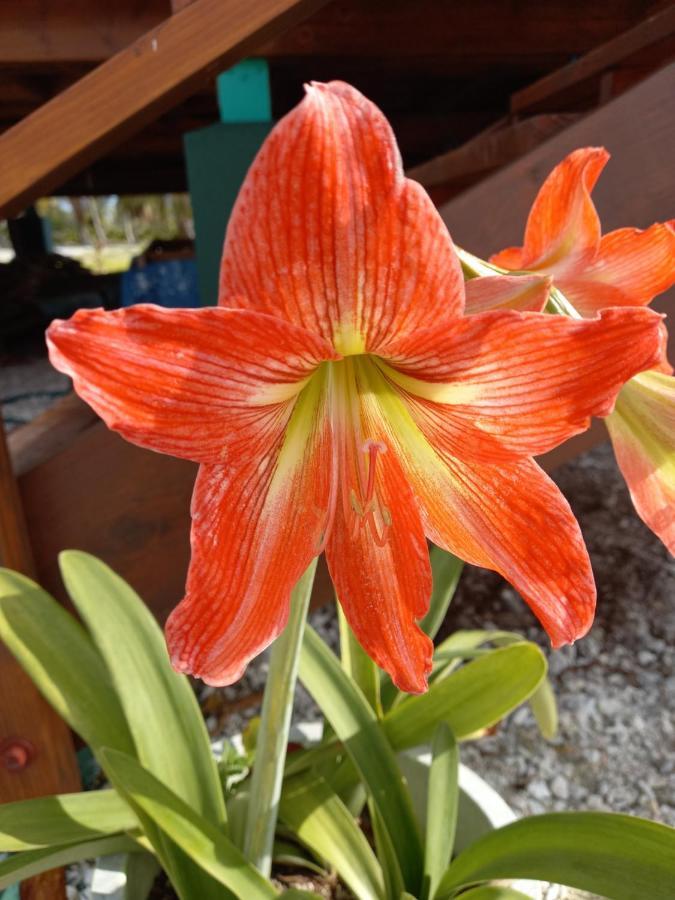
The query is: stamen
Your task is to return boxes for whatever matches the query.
[348,439,393,547]
[365,507,391,547]
[362,439,387,506]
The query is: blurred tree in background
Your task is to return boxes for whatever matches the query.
[0,195,194,250]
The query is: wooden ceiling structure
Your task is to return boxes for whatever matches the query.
[1,0,674,213]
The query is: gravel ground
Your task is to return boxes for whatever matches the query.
[3,364,673,899]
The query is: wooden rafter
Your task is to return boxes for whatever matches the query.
[511,4,675,115]
[0,0,656,66]
[0,0,328,218]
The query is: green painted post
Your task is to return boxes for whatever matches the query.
[183,60,272,305]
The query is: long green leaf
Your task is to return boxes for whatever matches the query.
[338,605,382,716]
[453,889,533,899]
[422,724,458,900]
[245,559,316,874]
[0,570,135,758]
[280,771,384,900]
[384,643,546,750]
[59,551,225,826]
[435,812,675,900]
[380,547,464,712]
[0,789,137,852]
[123,852,162,900]
[369,800,404,900]
[100,749,277,900]
[286,642,546,803]
[433,630,557,738]
[422,547,464,640]
[0,570,192,893]
[0,836,138,890]
[299,626,423,893]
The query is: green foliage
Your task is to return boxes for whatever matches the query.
[1,555,673,900]
[299,626,424,893]
[435,812,675,900]
[422,724,458,900]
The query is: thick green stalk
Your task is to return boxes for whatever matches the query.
[454,245,506,279]
[243,558,318,875]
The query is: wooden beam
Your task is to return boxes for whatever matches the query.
[0,0,329,218]
[407,113,579,205]
[0,0,653,66]
[439,61,675,359]
[0,0,169,64]
[441,63,675,254]
[511,5,675,115]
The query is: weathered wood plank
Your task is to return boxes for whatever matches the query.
[511,5,675,114]
[0,0,328,218]
[407,113,580,205]
[0,0,168,64]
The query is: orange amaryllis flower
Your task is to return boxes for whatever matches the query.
[47,85,665,692]
[490,149,675,554]
[490,148,675,317]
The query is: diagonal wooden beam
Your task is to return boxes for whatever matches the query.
[0,0,328,219]
[510,5,675,115]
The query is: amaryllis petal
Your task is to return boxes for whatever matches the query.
[415,452,595,647]
[219,81,464,355]
[350,359,594,648]
[557,223,675,317]
[487,246,523,270]
[490,148,607,275]
[380,307,664,463]
[166,371,332,684]
[324,357,433,693]
[464,274,552,315]
[47,305,337,464]
[605,370,675,554]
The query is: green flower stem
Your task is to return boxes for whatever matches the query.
[454,245,507,279]
[455,244,583,320]
[243,558,318,875]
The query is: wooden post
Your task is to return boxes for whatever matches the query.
[0,415,80,899]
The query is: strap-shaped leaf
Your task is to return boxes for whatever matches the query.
[0,569,135,758]
[381,547,464,712]
[384,643,546,750]
[433,630,557,739]
[369,799,404,900]
[422,724,458,900]
[59,551,225,827]
[100,748,277,900]
[421,547,464,640]
[338,605,382,716]
[0,836,138,891]
[435,812,675,900]
[299,626,423,893]
[280,771,384,900]
[453,889,534,899]
[0,789,137,852]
